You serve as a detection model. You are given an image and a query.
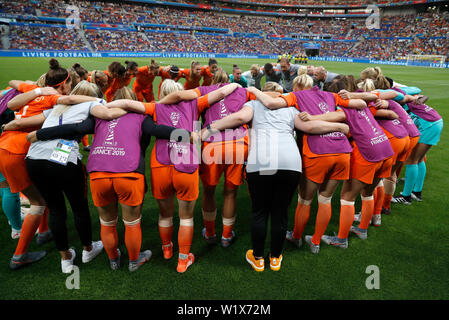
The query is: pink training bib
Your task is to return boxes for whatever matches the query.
[155,100,199,173]
[87,113,146,173]
[293,87,352,155]
[342,107,394,162]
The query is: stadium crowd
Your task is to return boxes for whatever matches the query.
[207,0,417,6]
[1,0,448,61]
[9,25,90,51]
[85,29,151,52]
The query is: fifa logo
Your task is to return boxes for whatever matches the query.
[359,110,381,136]
[104,118,119,146]
[170,112,180,126]
[318,102,329,113]
[219,99,228,118]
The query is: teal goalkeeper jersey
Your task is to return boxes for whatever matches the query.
[229,74,248,88]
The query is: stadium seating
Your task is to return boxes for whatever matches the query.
[9,25,90,51]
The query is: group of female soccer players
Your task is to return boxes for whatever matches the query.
[0,58,443,274]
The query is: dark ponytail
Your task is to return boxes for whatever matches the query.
[45,59,70,88]
[125,60,138,71]
[108,61,126,78]
[72,63,88,79]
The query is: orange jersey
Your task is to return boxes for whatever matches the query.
[0,83,60,154]
[133,66,161,90]
[119,74,134,88]
[157,68,184,99]
[104,71,134,102]
[201,66,214,86]
[182,69,202,90]
[193,88,256,101]
[100,70,115,93]
[281,92,350,158]
[159,68,183,82]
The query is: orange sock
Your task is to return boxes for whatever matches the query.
[222,217,235,239]
[337,201,355,239]
[222,225,233,239]
[14,205,45,256]
[383,194,393,211]
[124,219,142,262]
[312,199,332,245]
[312,203,332,245]
[359,196,375,230]
[202,209,216,237]
[178,218,194,256]
[100,219,118,260]
[38,207,49,234]
[158,216,173,246]
[373,186,385,215]
[203,220,215,237]
[293,200,311,240]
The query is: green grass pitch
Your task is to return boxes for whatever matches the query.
[0,57,448,300]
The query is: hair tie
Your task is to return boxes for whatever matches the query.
[50,73,70,88]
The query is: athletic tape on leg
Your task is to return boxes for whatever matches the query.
[123,216,142,226]
[29,205,46,216]
[100,217,118,226]
[318,194,332,204]
[180,218,194,227]
[158,215,173,227]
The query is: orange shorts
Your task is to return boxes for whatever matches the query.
[151,166,199,201]
[350,145,394,185]
[0,149,31,193]
[302,153,350,184]
[200,163,245,189]
[90,174,145,207]
[200,139,248,189]
[390,136,410,163]
[404,136,419,161]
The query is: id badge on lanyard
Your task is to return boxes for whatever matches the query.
[49,114,75,166]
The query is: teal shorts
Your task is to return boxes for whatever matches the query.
[418,118,443,146]
[400,86,422,96]
[0,172,5,184]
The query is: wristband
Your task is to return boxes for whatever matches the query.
[34,88,42,96]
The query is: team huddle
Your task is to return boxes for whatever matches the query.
[0,57,443,274]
